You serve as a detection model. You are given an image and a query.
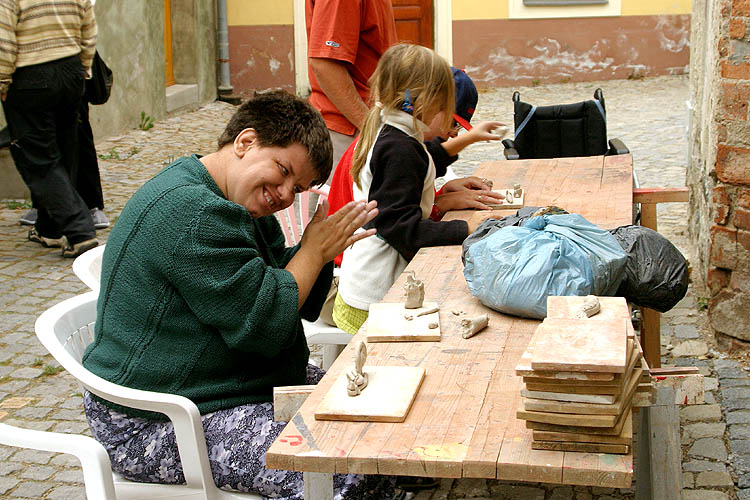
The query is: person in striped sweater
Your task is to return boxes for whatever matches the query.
[0,0,99,258]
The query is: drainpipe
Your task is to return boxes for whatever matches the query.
[216,0,233,96]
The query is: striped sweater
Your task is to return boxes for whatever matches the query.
[0,0,96,91]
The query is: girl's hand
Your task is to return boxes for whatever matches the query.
[300,199,378,266]
[435,188,504,213]
[464,121,508,143]
[442,176,494,193]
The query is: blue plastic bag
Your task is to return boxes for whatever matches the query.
[463,213,627,319]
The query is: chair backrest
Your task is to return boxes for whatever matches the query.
[275,186,329,246]
[35,292,258,500]
[72,244,105,293]
[512,88,608,159]
[0,422,117,499]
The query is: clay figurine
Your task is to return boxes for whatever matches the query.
[514,183,523,198]
[505,189,514,203]
[574,295,601,319]
[346,341,369,397]
[403,271,425,309]
[461,314,490,339]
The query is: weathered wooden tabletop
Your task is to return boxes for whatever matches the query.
[266,154,635,488]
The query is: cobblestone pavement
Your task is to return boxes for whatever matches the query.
[0,74,744,499]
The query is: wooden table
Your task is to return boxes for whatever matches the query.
[267,155,667,497]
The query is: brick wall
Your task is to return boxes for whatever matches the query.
[690,0,750,342]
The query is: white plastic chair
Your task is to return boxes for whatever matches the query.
[275,186,351,369]
[35,291,259,500]
[0,422,117,499]
[72,244,105,292]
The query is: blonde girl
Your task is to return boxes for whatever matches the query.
[333,44,484,334]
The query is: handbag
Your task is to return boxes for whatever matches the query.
[84,51,113,105]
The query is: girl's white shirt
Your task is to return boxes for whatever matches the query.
[337,109,436,311]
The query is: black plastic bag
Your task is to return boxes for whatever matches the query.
[84,51,113,105]
[609,225,688,312]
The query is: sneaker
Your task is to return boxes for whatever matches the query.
[19,208,37,225]
[27,228,64,248]
[90,208,110,229]
[61,237,99,258]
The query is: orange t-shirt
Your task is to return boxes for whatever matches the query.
[305,0,398,135]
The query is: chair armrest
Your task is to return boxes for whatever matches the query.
[608,138,630,155]
[502,139,519,160]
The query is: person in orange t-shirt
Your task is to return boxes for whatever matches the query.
[305,0,398,172]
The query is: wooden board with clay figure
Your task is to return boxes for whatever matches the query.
[530,318,628,373]
[314,366,425,422]
[366,302,441,342]
[487,187,525,209]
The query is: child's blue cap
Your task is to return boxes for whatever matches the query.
[452,67,478,131]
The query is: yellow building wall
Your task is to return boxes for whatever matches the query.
[453,0,690,20]
[227,0,293,25]
[226,0,690,26]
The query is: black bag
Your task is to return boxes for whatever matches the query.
[84,51,113,105]
[609,225,689,312]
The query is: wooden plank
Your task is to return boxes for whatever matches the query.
[516,330,616,381]
[531,318,628,373]
[522,338,639,394]
[517,408,617,427]
[274,385,315,422]
[525,403,632,436]
[522,368,642,416]
[520,388,616,404]
[366,302,441,342]
[561,448,633,488]
[632,187,689,204]
[533,413,632,445]
[546,296,630,324]
[497,388,564,484]
[464,317,531,478]
[315,366,425,422]
[650,367,700,376]
[525,382,621,395]
[641,306,661,369]
[532,441,629,454]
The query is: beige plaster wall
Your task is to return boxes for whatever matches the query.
[89,0,217,140]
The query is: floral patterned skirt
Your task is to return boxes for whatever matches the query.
[83,364,396,499]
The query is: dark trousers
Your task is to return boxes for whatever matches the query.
[75,102,104,210]
[3,55,95,244]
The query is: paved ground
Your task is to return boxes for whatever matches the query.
[0,74,745,499]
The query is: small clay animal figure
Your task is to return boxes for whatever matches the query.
[505,190,514,203]
[574,295,601,319]
[403,271,425,309]
[514,184,522,198]
[461,314,490,339]
[347,341,369,397]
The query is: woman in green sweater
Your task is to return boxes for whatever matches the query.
[81,91,394,498]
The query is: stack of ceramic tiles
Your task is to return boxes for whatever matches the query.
[515,296,649,455]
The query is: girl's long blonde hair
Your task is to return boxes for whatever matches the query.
[351,43,454,188]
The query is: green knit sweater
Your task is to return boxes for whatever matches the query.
[82,155,332,416]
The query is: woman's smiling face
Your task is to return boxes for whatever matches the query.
[226,130,317,217]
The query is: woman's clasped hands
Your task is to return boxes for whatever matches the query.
[301,199,379,266]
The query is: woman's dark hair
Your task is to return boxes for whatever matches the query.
[218,90,333,185]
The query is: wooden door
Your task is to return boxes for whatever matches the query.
[164,0,175,87]
[392,0,433,48]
